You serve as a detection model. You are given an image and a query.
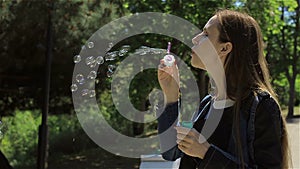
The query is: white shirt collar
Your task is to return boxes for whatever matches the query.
[212,98,235,109]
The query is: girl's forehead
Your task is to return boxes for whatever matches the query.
[204,16,219,32]
[208,15,218,24]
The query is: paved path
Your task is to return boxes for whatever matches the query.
[286,118,300,169]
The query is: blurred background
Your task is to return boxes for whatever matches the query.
[0,0,299,169]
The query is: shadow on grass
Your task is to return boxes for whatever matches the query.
[48,148,140,169]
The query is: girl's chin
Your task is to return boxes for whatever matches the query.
[191,61,201,69]
[191,60,206,70]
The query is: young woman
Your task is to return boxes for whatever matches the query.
[157,9,289,169]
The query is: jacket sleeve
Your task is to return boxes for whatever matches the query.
[157,101,183,161]
[197,96,283,169]
[157,95,213,161]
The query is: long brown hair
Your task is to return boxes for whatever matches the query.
[215,9,290,169]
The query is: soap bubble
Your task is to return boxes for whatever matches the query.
[85,56,95,66]
[95,56,104,65]
[121,45,130,51]
[140,46,148,49]
[134,46,152,55]
[88,42,94,49]
[87,71,97,79]
[134,49,147,55]
[105,51,118,61]
[81,89,89,96]
[73,55,81,63]
[107,70,114,77]
[89,61,97,68]
[108,42,114,48]
[108,64,116,72]
[118,45,130,56]
[150,48,164,54]
[76,74,85,84]
[70,84,78,92]
[88,90,96,97]
[108,65,116,71]
[106,42,114,51]
[118,50,126,57]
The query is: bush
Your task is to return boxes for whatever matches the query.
[0,110,40,167]
[0,110,96,168]
[48,114,96,154]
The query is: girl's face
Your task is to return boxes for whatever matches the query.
[191,16,231,70]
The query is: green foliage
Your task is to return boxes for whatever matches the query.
[47,114,94,154]
[98,88,136,136]
[0,110,98,167]
[0,0,127,115]
[234,0,300,109]
[0,110,40,167]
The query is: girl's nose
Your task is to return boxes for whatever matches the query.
[192,33,202,45]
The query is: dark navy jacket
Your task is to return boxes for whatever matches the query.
[157,92,284,169]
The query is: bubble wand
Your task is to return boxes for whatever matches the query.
[163,42,175,67]
[167,42,171,54]
[166,42,193,128]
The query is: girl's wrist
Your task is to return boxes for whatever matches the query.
[198,142,211,159]
[164,92,179,104]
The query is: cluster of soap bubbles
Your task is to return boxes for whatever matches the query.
[71,41,131,97]
[133,46,166,55]
[71,41,167,97]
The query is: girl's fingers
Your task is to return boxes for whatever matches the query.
[177,139,190,147]
[158,71,173,82]
[176,133,189,140]
[177,143,187,152]
[174,126,192,134]
[177,133,193,144]
[175,127,203,143]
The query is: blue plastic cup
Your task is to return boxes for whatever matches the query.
[181,121,193,129]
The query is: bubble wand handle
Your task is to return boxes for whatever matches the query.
[166,42,180,126]
[167,42,171,54]
[163,42,175,67]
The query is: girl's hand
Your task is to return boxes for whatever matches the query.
[157,59,180,104]
[175,126,210,159]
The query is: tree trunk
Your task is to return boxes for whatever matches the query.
[0,151,13,169]
[133,99,145,136]
[37,1,53,168]
[287,2,300,119]
[287,77,296,118]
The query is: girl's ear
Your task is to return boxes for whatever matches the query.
[219,42,232,61]
[220,42,233,55]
